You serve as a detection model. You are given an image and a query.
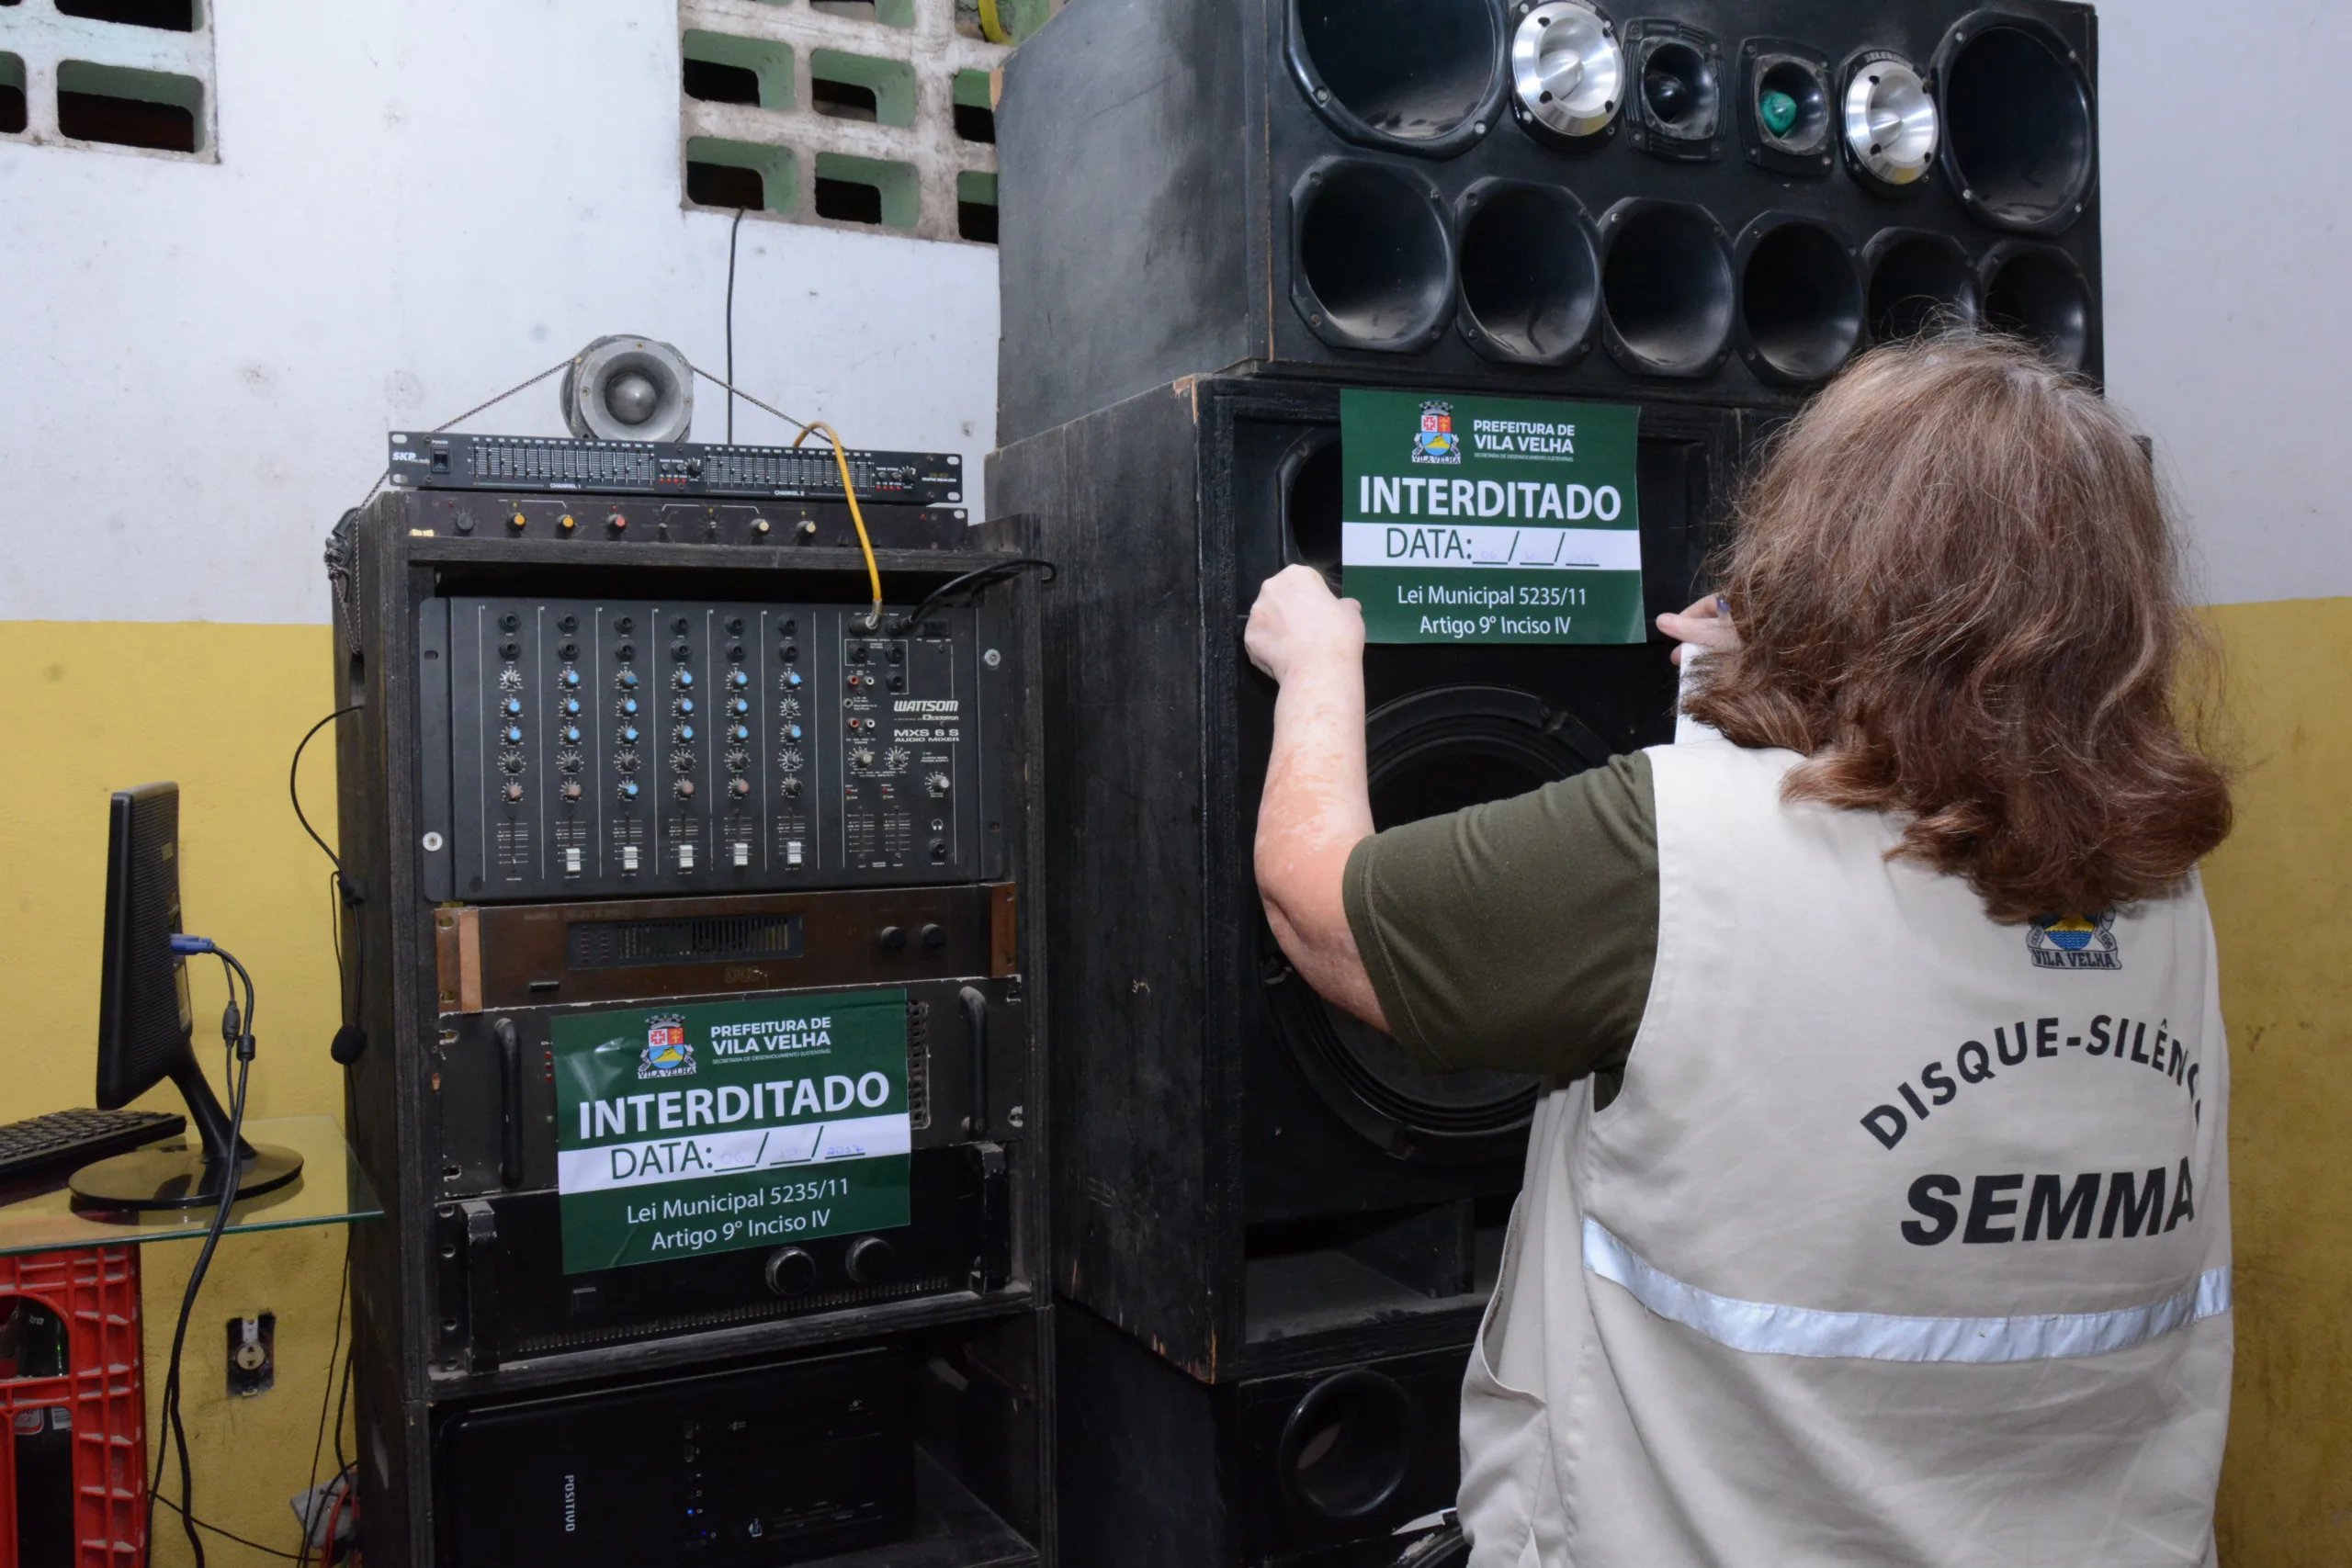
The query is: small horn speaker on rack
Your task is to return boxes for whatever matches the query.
[560,334,695,444]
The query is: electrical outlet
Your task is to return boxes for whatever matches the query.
[226,1313,275,1397]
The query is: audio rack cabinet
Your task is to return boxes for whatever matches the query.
[330,497,1054,1567]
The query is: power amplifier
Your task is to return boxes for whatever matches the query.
[389,431,965,506]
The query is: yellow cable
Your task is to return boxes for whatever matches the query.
[978,0,1012,44]
[800,422,884,631]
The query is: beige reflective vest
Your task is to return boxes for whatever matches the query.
[1457,739,2232,1567]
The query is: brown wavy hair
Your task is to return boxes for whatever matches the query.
[1684,332,2232,922]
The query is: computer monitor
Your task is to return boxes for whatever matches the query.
[72,783,302,1212]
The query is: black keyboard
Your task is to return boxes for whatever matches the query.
[0,1110,187,1187]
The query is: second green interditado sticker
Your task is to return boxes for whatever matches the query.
[1340,389,1645,645]
[550,988,912,1274]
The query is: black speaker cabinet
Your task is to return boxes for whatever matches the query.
[990,377,1746,1382]
[1058,1302,1470,1568]
[997,0,2101,444]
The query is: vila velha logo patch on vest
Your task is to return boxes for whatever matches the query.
[638,1012,696,1077]
[2028,912,2121,971]
[1410,400,1462,465]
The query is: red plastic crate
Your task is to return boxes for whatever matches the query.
[0,1248,145,1568]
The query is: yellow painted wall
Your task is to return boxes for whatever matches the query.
[0,621,350,1567]
[2201,597,2352,1566]
[0,605,2346,1565]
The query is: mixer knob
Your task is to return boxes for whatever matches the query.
[562,726,582,744]
[729,778,752,799]
[925,773,952,798]
[853,749,876,769]
[619,780,639,801]
[729,669,750,689]
[503,782,525,803]
[784,671,803,689]
[563,699,582,718]
[679,724,696,742]
[621,697,639,716]
[679,696,696,716]
[677,669,695,688]
[620,725,639,744]
[503,698,523,717]
[781,777,803,800]
[503,725,523,744]
[786,724,803,741]
[557,513,577,535]
[561,781,582,801]
[562,670,581,688]
[618,671,639,689]
[606,510,627,535]
[507,511,526,534]
[750,516,773,539]
[675,779,696,800]
[730,725,751,743]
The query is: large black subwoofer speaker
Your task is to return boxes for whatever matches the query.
[991,377,1742,1384]
[997,0,2103,444]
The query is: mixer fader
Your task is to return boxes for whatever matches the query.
[416,596,1004,900]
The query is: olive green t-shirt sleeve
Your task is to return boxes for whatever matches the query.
[1340,750,1658,1085]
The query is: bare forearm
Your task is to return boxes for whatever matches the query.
[1254,658,1387,1030]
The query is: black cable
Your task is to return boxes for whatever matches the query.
[290,706,361,874]
[894,557,1057,634]
[295,1239,352,1561]
[330,1348,354,1481]
[726,206,746,443]
[686,365,816,444]
[149,1494,308,1562]
[145,950,256,1568]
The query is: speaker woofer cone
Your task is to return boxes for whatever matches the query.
[1291,158,1457,353]
[1510,0,1624,143]
[1264,686,1605,1163]
[1278,1371,1416,1522]
[1983,243,2092,370]
[1937,13,2095,232]
[1841,54,1937,189]
[1736,215,1863,386]
[1456,179,1600,366]
[1600,199,1735,378]
[1289,0,1507,158]
[1863,229,1979,343]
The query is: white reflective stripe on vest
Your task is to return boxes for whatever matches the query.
[1584,1216,2233,1365]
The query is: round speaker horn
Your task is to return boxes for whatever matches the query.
[561,335,695,444]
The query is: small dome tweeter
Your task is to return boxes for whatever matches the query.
[1738,41,1832,175]
[1456,180,1601,366]
[1600,200,1735,378]
[1841,52,1938,191]
[1510,0,1624,145]
[1289,0,1505,158]
[1984,244,2093,370]
[1938,17,2096,232]
[1290,158,1456,354]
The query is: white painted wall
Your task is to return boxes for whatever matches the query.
[0,0,998,625]
[2099,0,2352,606]
[3,1,2345,622]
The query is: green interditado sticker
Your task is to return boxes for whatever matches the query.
[1340,389,1645,644]
[550,989,912,1274]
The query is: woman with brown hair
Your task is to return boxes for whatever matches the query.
[1246,333,2234,1568]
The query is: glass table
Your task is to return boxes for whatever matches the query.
[0,1116,380,1258]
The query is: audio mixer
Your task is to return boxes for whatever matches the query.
[419,598,1011,902]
